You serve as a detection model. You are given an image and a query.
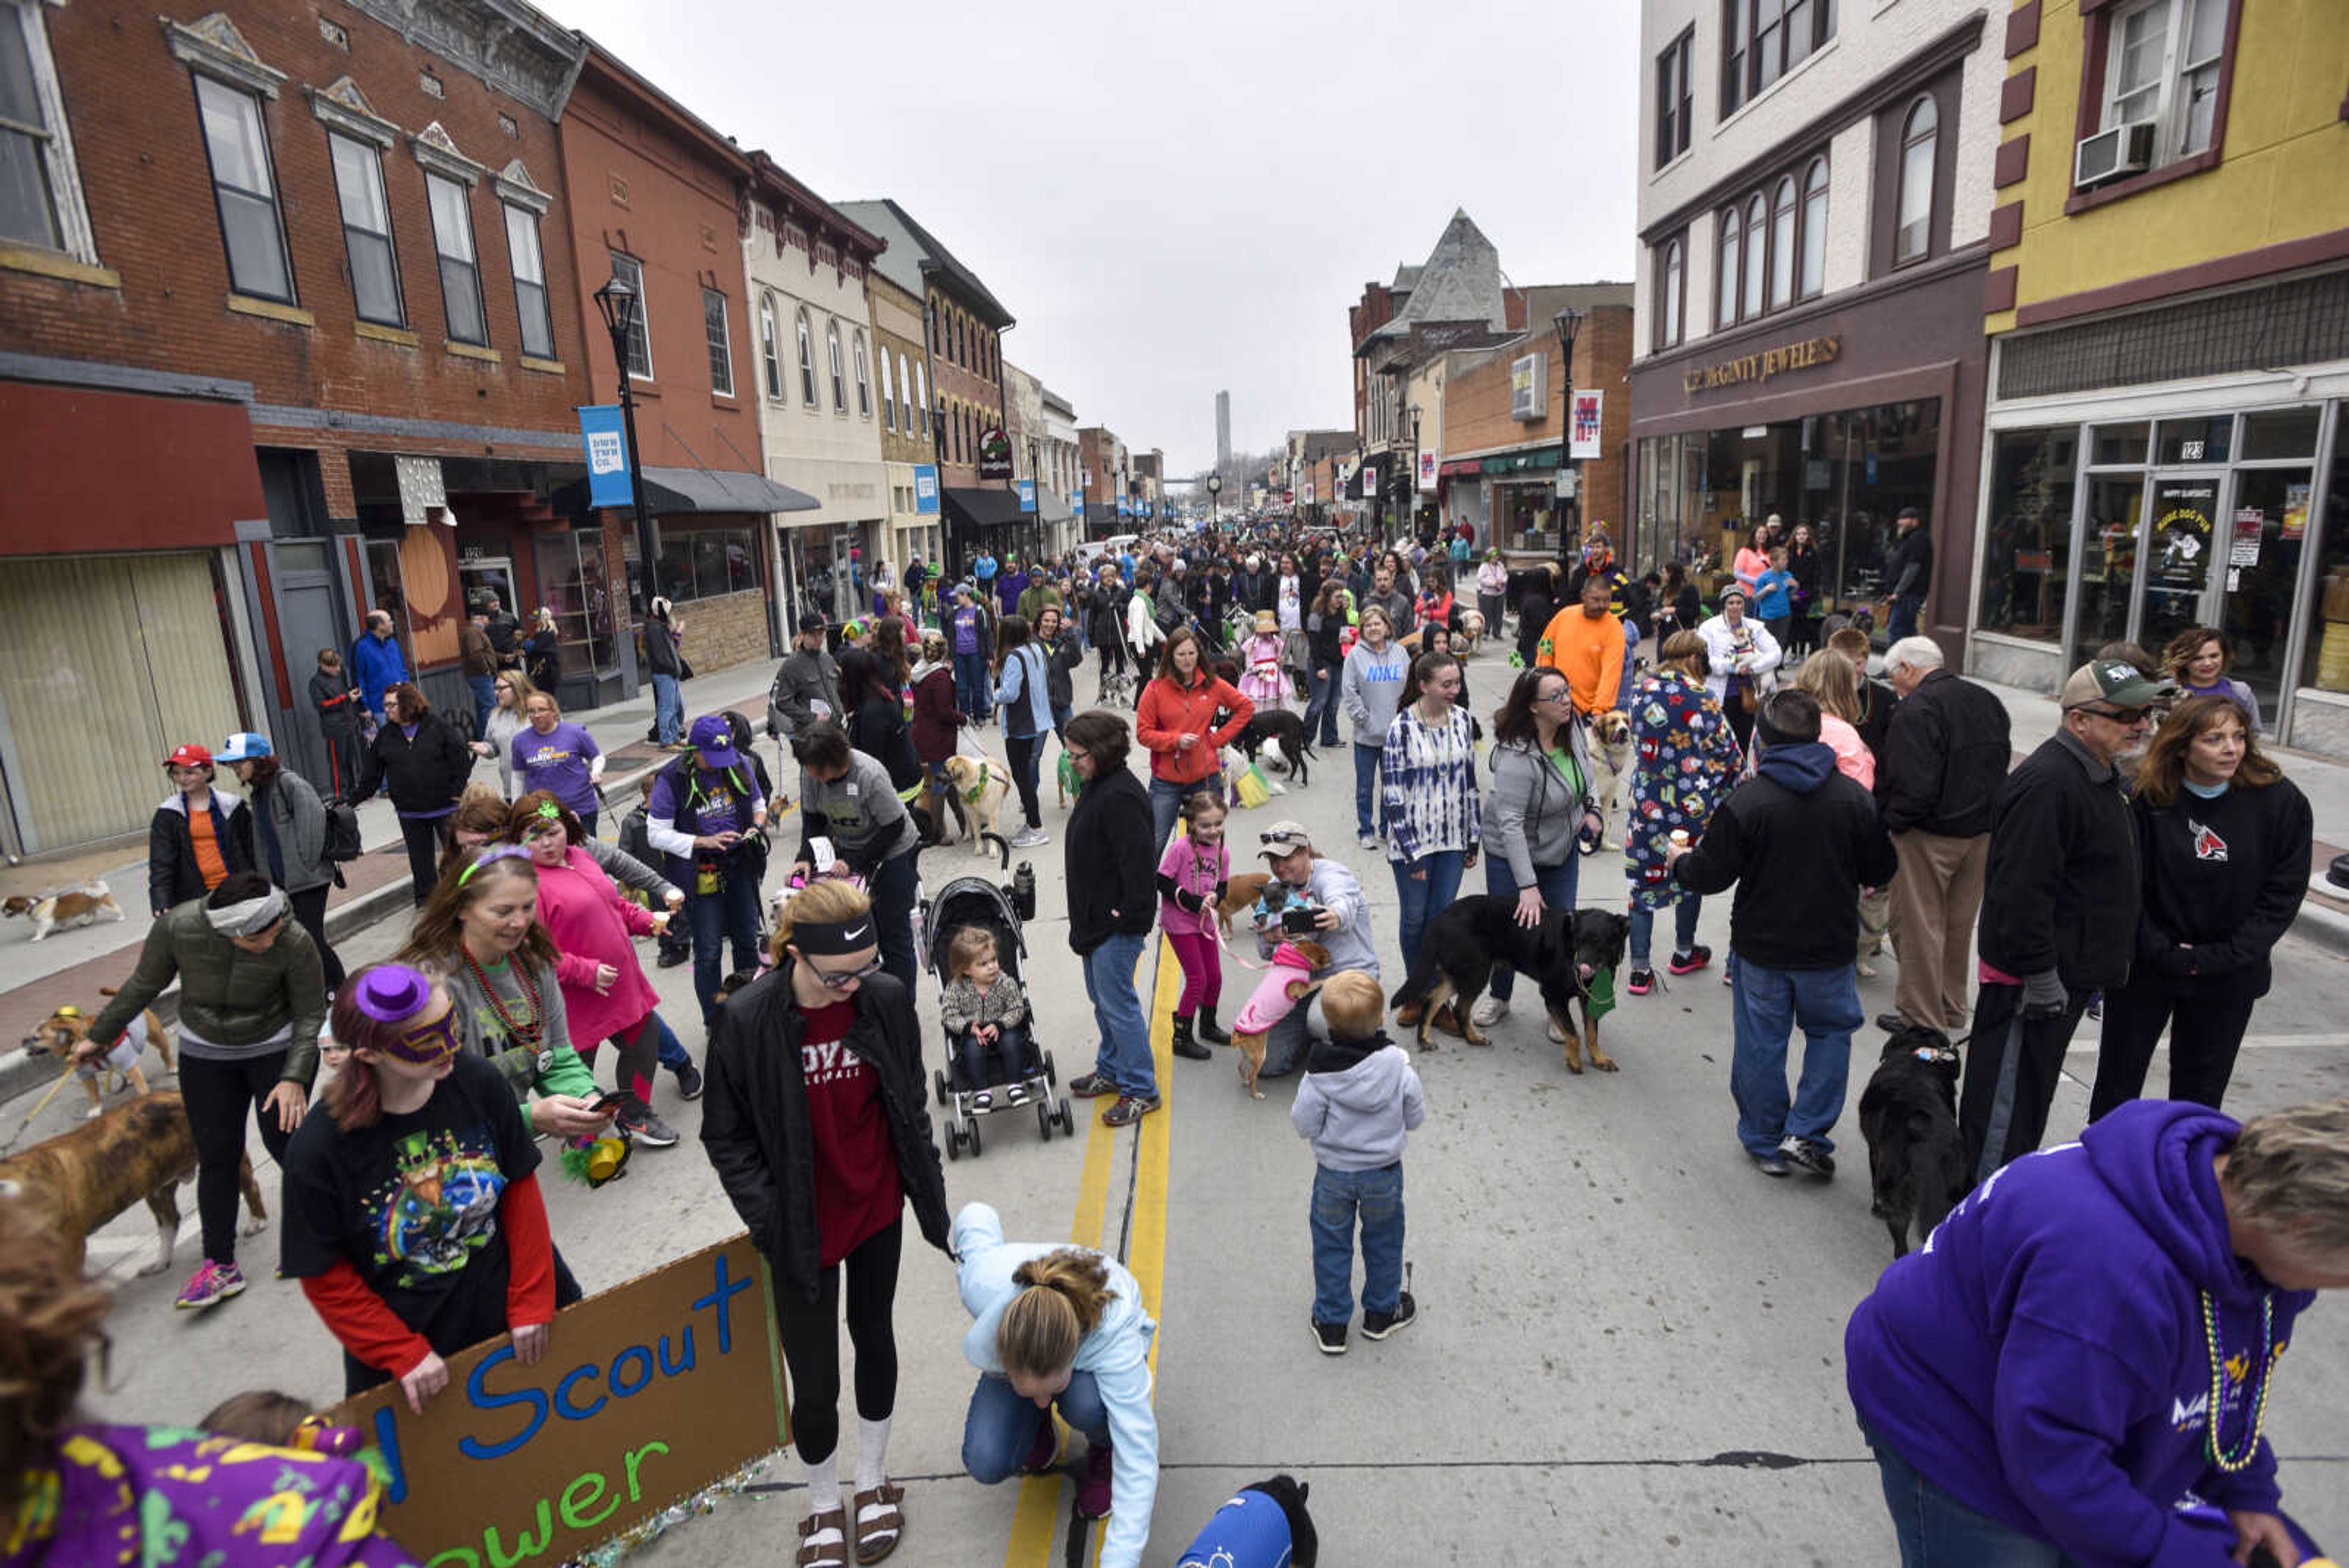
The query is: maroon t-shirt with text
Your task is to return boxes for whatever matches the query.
[800,1000,903,1264]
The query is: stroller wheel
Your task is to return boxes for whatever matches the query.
[1042,1050,1057,1087]
[1036,1099,1053,1142]
[1055,1097,1074,1134]
[934,1068,951,1108]
[965,1115,982,1157]
[943,1118,961,1161]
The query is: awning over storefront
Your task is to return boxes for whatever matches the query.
[639,465,819,515]
[942,486,1026,528]
[1037,490,1074,526]
[1480,446,1565,476]
[1438,458,1482,478]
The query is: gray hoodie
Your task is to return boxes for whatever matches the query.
[1291,1032,1425,1171]
[1481,729,1595,886]
[1341,638,1410,746]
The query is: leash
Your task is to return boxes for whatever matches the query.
[2,1063,80,1156]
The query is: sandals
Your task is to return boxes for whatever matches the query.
[796,1508,848,1568]
[853,1484,905,1564]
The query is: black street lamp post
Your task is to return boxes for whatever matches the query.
[593,273,661,611]
[1406,404,1423,548]
[1206,472,1222,529]
[1553,306,1585,563]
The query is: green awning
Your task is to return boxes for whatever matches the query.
[1480,447,1565,475]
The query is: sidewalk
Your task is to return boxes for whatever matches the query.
[1,660,777,1105]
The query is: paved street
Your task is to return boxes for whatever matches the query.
[12,633,2346,1566]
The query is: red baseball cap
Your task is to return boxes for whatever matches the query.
[164,743,213,770]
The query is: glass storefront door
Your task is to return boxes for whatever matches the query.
[2134,470,2227,662]
[2220,466,2310,721]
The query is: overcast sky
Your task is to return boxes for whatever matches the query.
[543,0,1637,475]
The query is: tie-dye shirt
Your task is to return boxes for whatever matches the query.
[1379,704,1481,863]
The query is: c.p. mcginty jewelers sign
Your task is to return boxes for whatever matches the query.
[1682,333,1842,394]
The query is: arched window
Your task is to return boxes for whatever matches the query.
[1660,239,1684,348]
[796,307,817,406]
[879,343,894,429]
[759,294,781,399]
[854,330,871,416]
[1743,193,1768,320]
[1717,207,1742,327]
[1895,95,1937,265]
[1798,157,1828,299]
[1768,175,1797,308]
[913,361,926,429]
[900,353,913,430]
[826,320,845,410]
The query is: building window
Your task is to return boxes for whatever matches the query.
[853,330,871,417]
[503,203,552,359]
[1657,237,1684,349]
[609,251,650,378]
[759,293,781,398]
[826,319,845,411]
[1977,427,2079,645]
[2104,0,2227,159]
[1716,207,1742,328]
[1895,95,1937,265]
[1798,156,1828,299]
[1723,0,1835,114]
[879,341,894,428]
[327,133,401,325]
[1,4,95,258]
[1768,175,1796,308]
[796,306,817,406]
[1655,28,1693,168]
[1742,193,1767,320]
[900,352,913,430]
[703,288,732,397]
[195,76,293,302]
[423,171,483,344]
[913,361,926,431]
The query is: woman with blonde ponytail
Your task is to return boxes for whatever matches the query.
[953,1202,1160,1566]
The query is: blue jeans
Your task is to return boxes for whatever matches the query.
[1082,929,1155,1101]
[1353,743,1382,839]
[1050,701,1073,740]
[868,850,919,993]
[1149,773,1219,860]
[1862,1418,2074,1567]
[1887,594,1923,643]
[651,673,683,745]
[1392,849,1466,978]
[1730,957,1863,1158]
[954,650,991,718]
[468,673,497,736]
[1304,665,1340,746]
[956,1024,1033,1091]
[1628,899,1703,968]
[963,1370,1111,1482]
[687,866,766,1029]
[1480,855,1578,1001]
[1310,1162,1405,1325]
[654,1012,690,1071]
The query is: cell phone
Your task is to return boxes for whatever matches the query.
[1281,907,1318,936]
[588,1091,626,1113]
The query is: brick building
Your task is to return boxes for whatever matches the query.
[1078,425,1130,536]
[865,266,939,586]
[0,0,590,853]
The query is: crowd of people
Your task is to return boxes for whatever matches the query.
[10,515,2343,1568]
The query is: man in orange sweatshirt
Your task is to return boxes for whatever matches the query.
[1536,573,1628,716]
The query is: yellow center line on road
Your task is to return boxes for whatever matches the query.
[1000,929,1182,1568]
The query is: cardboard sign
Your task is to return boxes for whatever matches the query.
[326,1235,787,1568]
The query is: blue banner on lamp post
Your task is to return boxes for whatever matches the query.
[1017,479,1036,514]
[579,406,631,508]
[913,464,940,515]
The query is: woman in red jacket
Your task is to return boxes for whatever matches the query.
[1136,625,1252,856]
[910,629,969,843]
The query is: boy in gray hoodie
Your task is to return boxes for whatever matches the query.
[1291,970,1426,1354]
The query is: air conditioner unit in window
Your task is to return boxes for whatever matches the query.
[2074,122,2158,188]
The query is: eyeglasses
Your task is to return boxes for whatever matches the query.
[2080,705,2152,724]
[1536,689,1575,704]
[809,957,883,990]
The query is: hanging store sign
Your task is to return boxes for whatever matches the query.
[913,465,940,515]
[1569,392,1604,460]
[1680,334,1842,395]
[977,426,1014,481]
[1508,353,1546,420]
[577,409,631,510]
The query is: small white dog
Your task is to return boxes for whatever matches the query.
[2,880,126,942]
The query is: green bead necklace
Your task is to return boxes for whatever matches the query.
[2198,1288,2279,1474]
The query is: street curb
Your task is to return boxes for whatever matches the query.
[2291,885,2349,960]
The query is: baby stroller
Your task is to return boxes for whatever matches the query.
[918,873,1071,1157]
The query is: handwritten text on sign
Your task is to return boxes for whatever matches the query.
[326,1235,787,1568]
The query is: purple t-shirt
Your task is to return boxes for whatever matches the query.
[509,721,600,813]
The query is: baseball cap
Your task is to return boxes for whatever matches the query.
[798,611,830,635]
[2060,659,2175,712]
[1256,820,1316,860]
[163,743,213,770]
[688,713,742,768]
[216,733,273,764]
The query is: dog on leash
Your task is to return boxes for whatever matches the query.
[1237,709,1315,788]
[1228,939,1329,1101]
[1173,1474,1318,1568]
[941,754,1015,854]
[2,880,126,942]
[1216,871,1274,937]
[1858,1027,1969,1259]
[1582,710,1635,850]
[24,993,175,1119]
[1454,608,1487,656]
[0,1091,265,1280]
[1390,897,1631,1072]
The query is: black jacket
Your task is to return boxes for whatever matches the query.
[1877,669,2012,837]
[698,964,950,1306]
[147,791,258,914]
[645,617,684,678]
[1040,630,1083,709]
[1887,524,1933,600]
[1516,585,1556,665]
[1977,732,2139,990]
[1064,765,1156,956]
[2129,778,2312,999]
[310,669,363,739]
[1674,740,1898,970]
[1851,677,1898,760]
[360,712,473,816]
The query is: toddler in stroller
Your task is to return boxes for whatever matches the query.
[939,927,1038,1110]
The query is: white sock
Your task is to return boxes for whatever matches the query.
[804,1451,842,1520]
[855,1414,892,1494]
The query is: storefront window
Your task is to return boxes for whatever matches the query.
[2221,466,2309,719]
[1493,480,1560,555]
[1977,427,2077,644]
[2241,407,2320,461]
[2156,415,2232,466]
[2074,475,2145,667]
[363,538,412,666]
[653,525,755,604]
[533,533,616,677]
[2090,422,2148,466]
[2306,436,2349,697]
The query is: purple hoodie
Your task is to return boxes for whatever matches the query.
[1845,1101,2319,1566]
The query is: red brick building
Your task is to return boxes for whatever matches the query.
[0,0,591,853]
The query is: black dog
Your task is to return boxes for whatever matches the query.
[1389,896,1630,1072]
[1173,1474,1317,1568]
[1238,708,1314,788]
[1858,1027,1968,1259]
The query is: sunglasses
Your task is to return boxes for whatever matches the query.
[809,957,883,990]
[2080,705,2151,724]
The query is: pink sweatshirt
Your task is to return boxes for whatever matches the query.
[1233,942,1319,1035]
[1157,834,1228,937]
[533,845,661,1047]
[1820,714,1876,791]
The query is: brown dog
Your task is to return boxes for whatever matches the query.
[941,753,1014,853]
[1229,939,1329,1101]
[2,880,126,942]
[23,992,175,1118]
[0,1091,265,1279]
[1215,871,1274,937]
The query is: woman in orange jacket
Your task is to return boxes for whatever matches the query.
[1135,625,1253,855]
